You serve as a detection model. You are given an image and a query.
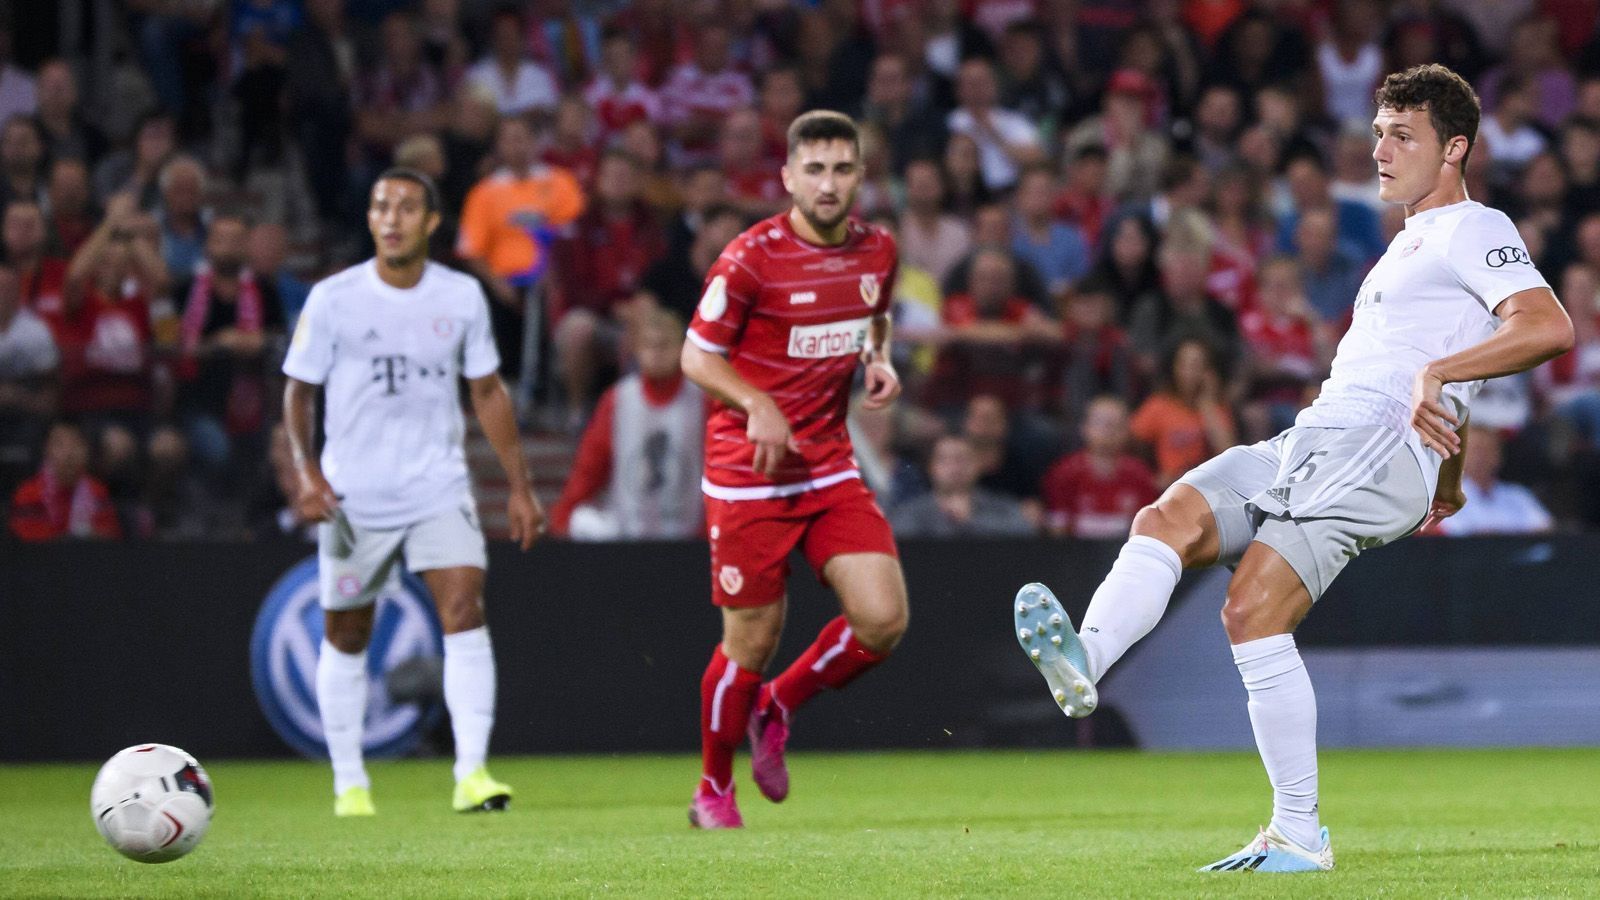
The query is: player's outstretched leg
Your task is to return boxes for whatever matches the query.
[1014,488,1207,718]
[317,628,374,816]
[752,553,906,803]
[1014,583,1096,717]
[693,645,761,828]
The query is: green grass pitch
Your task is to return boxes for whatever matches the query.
[5,749,1598,898]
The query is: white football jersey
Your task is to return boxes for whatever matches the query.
[1297,200,1550,496]
[283,260,500,528]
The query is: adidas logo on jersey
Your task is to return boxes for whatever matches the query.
[1265,487,1291,507]
[364,328,381,342]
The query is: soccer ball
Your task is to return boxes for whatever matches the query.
[90,744,214,863]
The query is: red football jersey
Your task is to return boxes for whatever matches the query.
[688,213,897,497]
[1040,450,1158,539]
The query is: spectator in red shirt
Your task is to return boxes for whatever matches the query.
[56,193,168,429]
[660,23,755,166]
[1041,395,1159,539]
[1240,254,1333,439]
[552,149,668,418]
[542,95,601,187]
[549,309,704,539]
[4,199,69,319]
[720,107,787,219]
[755,65,806,162]
[8,419,121,540]
[931,247,1059,409]
[46,158,96,258]
[1055,144,1113,251]
[584,27,662,140]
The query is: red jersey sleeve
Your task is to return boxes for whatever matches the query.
[686,246,763,353]
[548,386,617,536]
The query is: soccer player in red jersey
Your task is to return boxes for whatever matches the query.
[679,111,908,829]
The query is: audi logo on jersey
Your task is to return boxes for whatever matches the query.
[1485,246,1531,268]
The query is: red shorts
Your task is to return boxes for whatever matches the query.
[704,477,899,608]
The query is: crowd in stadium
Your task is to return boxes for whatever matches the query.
[4,0,1600,543]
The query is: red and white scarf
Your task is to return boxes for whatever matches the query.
[38,464,100,537]
[178,263,263,380]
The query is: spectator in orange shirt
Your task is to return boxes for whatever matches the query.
[457,115,586,414]
[457,116,587,303]
[8,419,121,540]
[1130,336,1237,488]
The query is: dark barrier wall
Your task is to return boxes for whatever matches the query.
[4,536,1598,761]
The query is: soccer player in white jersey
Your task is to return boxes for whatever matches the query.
[282,169,545,817]
[1013,64,1575,872]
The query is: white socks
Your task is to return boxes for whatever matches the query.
[1077,535,1183,682]
[1233,634,1321,852]
[444,626,497,782]
[316,640,370,796]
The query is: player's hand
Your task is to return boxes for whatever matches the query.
[1409,367,1461,457]
[746,396,798,477]
[506,487,545,551]
[861,354,901,410]
[293,468,339,523]
[1421,483,1467,532]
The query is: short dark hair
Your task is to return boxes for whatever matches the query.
[785,110,860,159]
[374,167,441,213]
[1374,63,1481,174]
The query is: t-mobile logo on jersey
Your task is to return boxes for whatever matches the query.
[787,317,870,359]
[371,355,448,394]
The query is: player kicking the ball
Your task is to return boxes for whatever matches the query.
[1013,65,1574,871]
[283,169,544,817]
[681,111,909,828]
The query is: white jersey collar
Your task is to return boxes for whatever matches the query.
[1405,199,1478,228]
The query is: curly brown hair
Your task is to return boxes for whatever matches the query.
[1373,64,1481,174]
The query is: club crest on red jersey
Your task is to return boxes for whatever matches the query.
[718,565,744,596]
[859,273,879,307]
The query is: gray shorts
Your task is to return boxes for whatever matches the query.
[1177,425,1429,601]
[317,503,488,611]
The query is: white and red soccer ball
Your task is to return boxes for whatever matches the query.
[90,744,214,863]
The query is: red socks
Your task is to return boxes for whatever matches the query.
[699,644,761,794]
[767,616,888,717]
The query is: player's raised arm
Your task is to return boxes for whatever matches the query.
[680,338,797,477]
[468,372,543,550]
[1410,286,1573,456]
